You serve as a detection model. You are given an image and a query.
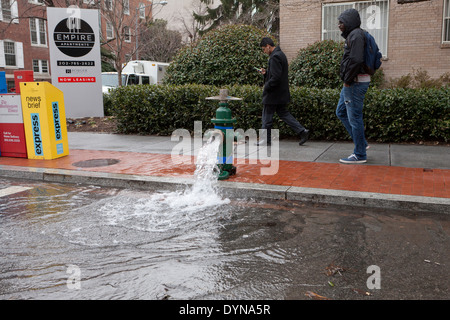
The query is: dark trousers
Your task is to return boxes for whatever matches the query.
[262,104,305,140]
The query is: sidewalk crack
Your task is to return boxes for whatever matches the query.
[389,144,392,166]
[314,142,335,162]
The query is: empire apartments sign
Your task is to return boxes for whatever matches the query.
[53,18,95,57]
[47,7,103,118]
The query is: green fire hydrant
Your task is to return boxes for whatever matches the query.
[206,89,241,180]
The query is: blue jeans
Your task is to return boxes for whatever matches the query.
[336,82,370,159]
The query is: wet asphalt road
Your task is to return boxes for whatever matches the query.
[0,178,448,301]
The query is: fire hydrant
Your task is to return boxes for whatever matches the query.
[206,89,241,180]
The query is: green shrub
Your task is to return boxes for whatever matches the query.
[385,69,450,89]
[364,87,450,142]
[110,84,449,143]
[289,40,344,89]
[289,40,384,89]
[110,84,218,135]
[103,93,114,116]
[164,24,272,86]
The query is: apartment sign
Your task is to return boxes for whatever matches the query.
[54,18,95,57]
[47,7,103,117]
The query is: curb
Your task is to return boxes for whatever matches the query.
[1,165,449,214]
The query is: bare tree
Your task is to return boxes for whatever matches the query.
[97,1,171,85]
[174,0,213,44]
[89,0,140,86]
[193,0,280,38]
[139,19,182,62]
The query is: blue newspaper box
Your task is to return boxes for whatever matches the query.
[0,71,7,93]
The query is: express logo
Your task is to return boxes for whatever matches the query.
[31,113,43,156]
[54,17,95,57]
[52,102,62,141]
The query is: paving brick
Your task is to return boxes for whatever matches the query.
[1,149,448,199]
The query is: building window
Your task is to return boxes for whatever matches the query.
[444,0,450,43]
[4,41,15,66]
[1,0,11,21]
[32,60,39,72]
[123,26,131,42]
[105,0,112,11]
[322,0,389,56]
[6,80,14,92]
[0,40,23,68]
[42,60,48,73]
[139,3,145,19]
[1,0,18,22]
[28,0,45,4]
[106,21,114,39]
[33,60,49,73]
[124,0,129,15]
[398,0,429,3]
[30,18,47,46]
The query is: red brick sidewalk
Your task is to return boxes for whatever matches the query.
[0,149,448,198]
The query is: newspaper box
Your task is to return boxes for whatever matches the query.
[0,94,27,157]
[0,71,7,93]
[14,70,34,94]
[20,82,69,160]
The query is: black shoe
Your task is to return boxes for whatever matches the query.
[255,139,271,146]
[299,129,310,146]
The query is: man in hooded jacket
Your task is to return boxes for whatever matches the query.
[336,9,370,164]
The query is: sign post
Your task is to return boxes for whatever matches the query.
[47,7,103,118]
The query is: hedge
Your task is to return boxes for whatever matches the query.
[288,40,385,89]
[289,40,344,89]
[110,84,449,143]
[164,25,272,86]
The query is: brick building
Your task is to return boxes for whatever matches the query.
[280,0,450,80]
[0,0,153,92]
[3,0,449,89]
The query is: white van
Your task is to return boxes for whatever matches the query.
[102,60,170,94]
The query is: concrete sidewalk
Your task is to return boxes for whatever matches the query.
[0,132,449,213]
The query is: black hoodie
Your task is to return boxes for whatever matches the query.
[338,9,366,85]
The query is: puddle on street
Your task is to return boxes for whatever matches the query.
[0,179,448,300]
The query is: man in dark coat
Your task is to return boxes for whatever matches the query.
[336,9,370,163]
[257,37,309,146]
